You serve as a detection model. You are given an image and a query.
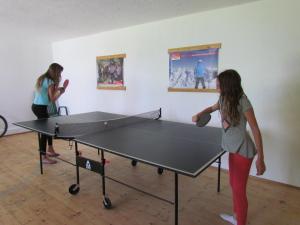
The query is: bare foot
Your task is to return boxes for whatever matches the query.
[47,146,60,157]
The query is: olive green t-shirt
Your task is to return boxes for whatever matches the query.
[219,94,256,159]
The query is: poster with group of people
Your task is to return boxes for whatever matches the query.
[96,54,126,90]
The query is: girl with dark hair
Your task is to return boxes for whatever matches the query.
[192,69,266,225]
[32,63,69,164]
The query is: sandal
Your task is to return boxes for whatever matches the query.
[42,157,57,164]
[47,152,60,157]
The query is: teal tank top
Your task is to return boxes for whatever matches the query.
[33,78,53,105]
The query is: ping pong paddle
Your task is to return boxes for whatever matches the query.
[196,113,211,127]
[63,79,69,89]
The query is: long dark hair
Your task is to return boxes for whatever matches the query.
[36,63,63,89]
[218,69,244,126]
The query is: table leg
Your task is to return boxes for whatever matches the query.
[175,172,178,225]
[100,149,106,196]
[75,141,80,185]
[217,156,221,192]
[68,141,80,195]
[37,133,43,175]
[101,149,112,209]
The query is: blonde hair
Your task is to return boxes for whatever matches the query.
[36,63,63,89]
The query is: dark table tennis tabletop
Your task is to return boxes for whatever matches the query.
[15,111,224,177]
[14,111,124,136]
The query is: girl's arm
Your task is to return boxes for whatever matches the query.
[49,79,69,102]
[244,108,266,175]
[48,84,64,102]
[192,102,219,122]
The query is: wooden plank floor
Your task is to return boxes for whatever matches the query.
[0,132,299,225]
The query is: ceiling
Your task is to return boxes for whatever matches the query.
[0,0,259,41]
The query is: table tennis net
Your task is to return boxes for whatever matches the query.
[55,109,161,138]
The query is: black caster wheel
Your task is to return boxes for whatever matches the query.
[131,160,137,167]
[103,197,112,209]
[69,184,80,195]
[158,167,164,175]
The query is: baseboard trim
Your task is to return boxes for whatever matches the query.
[209,166,300,190]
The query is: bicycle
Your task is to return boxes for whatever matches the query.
[0,115,8,137]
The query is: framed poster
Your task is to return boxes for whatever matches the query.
[168,43,221,92]
[96,54,126,90]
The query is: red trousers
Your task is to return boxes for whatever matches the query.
[229,153,253,225]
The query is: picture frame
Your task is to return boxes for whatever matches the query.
[168,43,221,92]
[96,54,126,90]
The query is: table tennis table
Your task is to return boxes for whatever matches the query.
[14,109,225,225]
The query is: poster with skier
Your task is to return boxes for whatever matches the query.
[168,43,221,92]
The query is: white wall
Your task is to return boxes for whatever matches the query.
[0,26,53,134]
[53,0,300,187]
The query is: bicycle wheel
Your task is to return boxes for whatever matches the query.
[0,115,8,137]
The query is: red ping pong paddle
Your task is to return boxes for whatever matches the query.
[63,79,69,89]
